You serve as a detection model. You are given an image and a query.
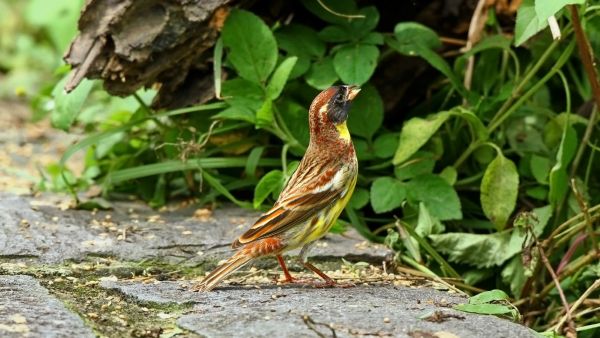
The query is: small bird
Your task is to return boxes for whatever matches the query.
[193,85,360,291]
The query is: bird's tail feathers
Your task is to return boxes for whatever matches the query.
[194,250,253,291]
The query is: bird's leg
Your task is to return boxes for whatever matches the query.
[302,261,336,287]
[276,254,296,283]
[297,242,355,288]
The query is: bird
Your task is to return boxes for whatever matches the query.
[193,85,361,291]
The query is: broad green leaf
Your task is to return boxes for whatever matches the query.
[501,256,527,298]
[305,57,338,90]
[393,111,451,165]
[354,139,376,161]
[222,9,277,83]
[254,170,284,208]
[51,77,93,131]
[276,24,325,58]
[439,166,457,186]
[429,230,519,268]
[535,0,583,23]
[370,177,406,213]
[549,126,577,207]
[530,154,551,184]
[394,152,436,181]
[373,133,399,158]
[392,22,441,52]
[454,303,514,315]
[361,32,384,45]
[213,106,256,123]
[469,290,509,304]
[406,174,462,221]
[347,84,383,140]
[480,153,519,230]
[319,25,351,43]
[256,99,273,127]
[450,107,489,141]
[514,0,548,46]
[347,6,379,37]
[245,147,264,177]
[221,78,264,111]
[415,202,439,237]
[348,188,369,209]
[266,56,298,100]
[333,43,379,85]
[279,99,310,148]
[458,34,512,60]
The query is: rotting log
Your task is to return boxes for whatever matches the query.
[64,0,231,109]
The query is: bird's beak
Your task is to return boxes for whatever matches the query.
[346,85,361,101]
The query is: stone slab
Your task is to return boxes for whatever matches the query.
[0,275,95,338]
[100,279,537,338]
[0,193,390,266]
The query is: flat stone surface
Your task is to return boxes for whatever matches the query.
[0,275,95,338]
[100,279,536,338]
[0,193,390,266]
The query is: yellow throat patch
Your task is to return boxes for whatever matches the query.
[336,122,351,141]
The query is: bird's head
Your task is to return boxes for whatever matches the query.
[308,85,361,143]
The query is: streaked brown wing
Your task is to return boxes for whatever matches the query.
[232,162,344,248]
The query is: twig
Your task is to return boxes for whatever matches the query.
[463,0,488,91]
[302,315,337,338]
[554,279,600,333]
[570,179,599,256]
[316,0,365,19]
[556,233,588,275]
[538,245,577,337]
[569,5,600,177]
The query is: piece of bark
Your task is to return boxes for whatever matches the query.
[64,0,231,109]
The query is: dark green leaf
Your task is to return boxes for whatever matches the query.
[266,56,298,100]
[348,188,369,209]
[530,154,551,184]
[549,126,577,207]
[276,24,325,58]
[373,133,398,158]
[221,78,264,111]
[392,22,441,52]
[51,77,93,131]
[254,170,284,208]
[279,100,310,148]
[394,152,436,181]
[393,111,450,165]
[347,84,383,140]
[319,26,351,42]
[406,174,462,221]
[370,177,406,213]
[305,57,339,90]
[333,43,379,85]
[480,152,519,230]
[222,9,277,83]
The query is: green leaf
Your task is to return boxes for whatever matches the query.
[222,9,277,83]
[279,100,310,148]
[348,188,369,209]
[319,26,352,43]
[439,166,457,186]
[392,22,441,52]
[469,289,509,304]
[245,147,264,177]
[213,106,256,123]
[254,170,284,208]
[454,303,514,315]
[347,6,379,37]
[347,84,383,140]
[480,153,519,230]
[370,177,406,213]
[333,43,379,85]
[276,24,325,58]
[221,78,264,111]
[305,57,339,90]
[502,256,527,298]
[406,174,462,221]
[514,0,548,46]
[266,56,298,100]
[373,133,399,158]
[535,0,583,22]
[301,0,357,26]
[549,126,577,207]
[392,111,451,165]
[394,152,436,181]
[530,154,551,184]
[429,231,519,268]
[450,107,489,141]
[415,202,438,237]
[256,99,273,127]
[51,77,93,131]
[360,32,384,45]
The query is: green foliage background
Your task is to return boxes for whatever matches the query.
[2,0,600,335]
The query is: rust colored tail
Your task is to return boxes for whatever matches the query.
[193,251,253,291]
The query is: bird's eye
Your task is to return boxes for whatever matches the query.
[333,92,345,105]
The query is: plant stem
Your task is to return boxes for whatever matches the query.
[570,5,600,179]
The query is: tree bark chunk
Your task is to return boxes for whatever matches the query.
[64,0,231,109]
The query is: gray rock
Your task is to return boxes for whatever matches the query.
[0,275,94,338]
[0,193,390,266]
[100,279,536,338]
